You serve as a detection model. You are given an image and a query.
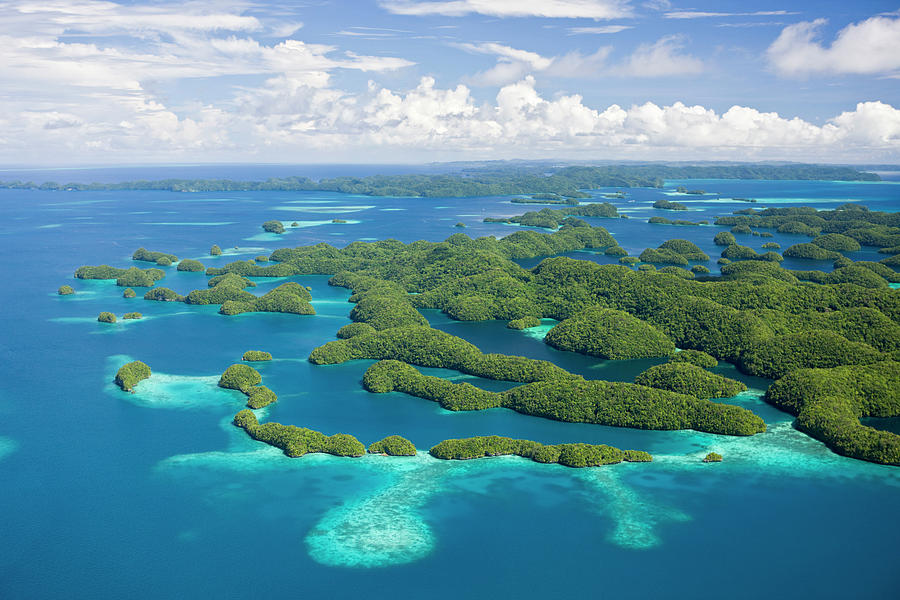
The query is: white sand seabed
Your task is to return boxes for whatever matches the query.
[576,466,690,550]
[105,354,244,410]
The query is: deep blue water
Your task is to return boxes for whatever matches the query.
[0,168,898,599]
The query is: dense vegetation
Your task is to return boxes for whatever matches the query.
[242,351,272,361]
[544,306,675,359]
[177,259,205,272]
[813,233,861,252]
[669,350,718,368]
[220,282,315,316]
[715,204,900,248]
[262,220,285,234]
[640,239,709,264]
[218,364,278,408]
[123,312,142,320]
[233,410,365,458]
[123,288,136,298]
[6,164,876,197]
[336,322,377,339]
[634,363,747,399]
[132,248,177,263]
[58,285,74,295]
[713,232,736,247]
[67,179,900,466]
[649,216,707,226]
[703,452,723,463]
[114,361,151,391]
[765,362,900,464]
[210,245,222,256]
[783,243,841,261]
[246,386,278,409]
[507,316,541,330]
[185,275,257,305]
[97,312,116,323]
[368,435,417,456]
[312,326,574,383]
[75,265,165,287]
[218,364,262,392]
[362,360,765,435]
[738,331,885,379]
[484,203,619,229]
[429,436,651,467]
[653,199,688,211]
[143,287,184,301]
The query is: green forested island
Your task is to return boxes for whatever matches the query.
[78,189,900,466]
[428,436,652,467]
[4,163,878,197]
[114,361,151,392]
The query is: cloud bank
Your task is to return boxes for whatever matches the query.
[7,72,899,164]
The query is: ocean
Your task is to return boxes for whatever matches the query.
[0,166,897,598]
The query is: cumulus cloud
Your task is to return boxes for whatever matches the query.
[254,77,898,162]
[1,0,897,164]
[5,71,900,163]
[767,15,900,77]
[0,0,415,161]
[379,0,633,19]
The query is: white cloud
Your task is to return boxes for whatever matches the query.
[611,35,703,77]
[0,0,416,162]
[379,0,633,19]
[456,42,611,85]
[568,25,632,34]
[665,10,794,19]
[8,72,899,164]
[767,15,900,77]
[0,1,897,164]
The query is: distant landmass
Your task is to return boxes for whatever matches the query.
[0,163,879,197]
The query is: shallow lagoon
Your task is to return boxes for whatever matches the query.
[0,169,898,598]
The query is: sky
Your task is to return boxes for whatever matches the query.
[1,0,899,166]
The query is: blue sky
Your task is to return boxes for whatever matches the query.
[1,0,898,165]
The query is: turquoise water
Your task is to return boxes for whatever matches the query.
[0,170,898,598]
